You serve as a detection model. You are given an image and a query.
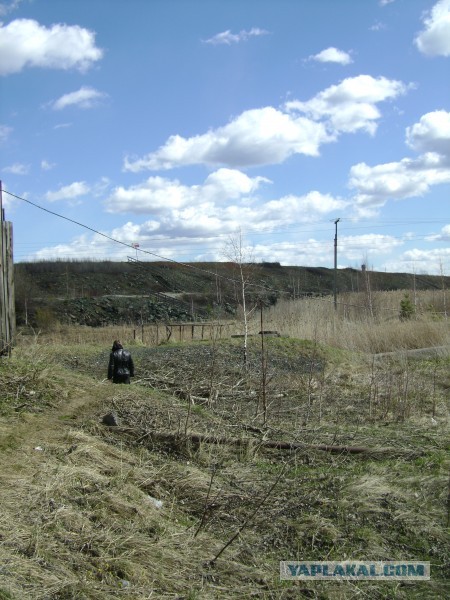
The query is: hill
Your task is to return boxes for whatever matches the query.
[14,260,449,329]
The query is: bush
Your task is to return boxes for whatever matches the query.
[399,293,415,320]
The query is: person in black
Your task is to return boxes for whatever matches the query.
[108,340,134,384]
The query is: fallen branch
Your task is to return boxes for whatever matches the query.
[207,461,287,565]
[105,426,424,457]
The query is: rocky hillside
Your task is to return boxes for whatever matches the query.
[14,260,448,328]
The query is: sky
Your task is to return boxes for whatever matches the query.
[0,0,449,274]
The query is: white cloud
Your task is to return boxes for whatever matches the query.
[45,181,90,202]
[41,159,56,171]
[339,233,403,260]
[261,191,348,222]
[349,152,450,210]
[51,86,107,110]
[0,0,24,17]
[309,47,353,65]
[124,106,330,171]
[105,169,348,247]
[370,21,387,32]
[415,0,450,57]
[228,233,402,267]
[381,251,450,274]
[2,162,28,174]
[406,110,450,156]
[425,224,450,242]
[0,123,12,141]
[125,75,407,172]
[0,18,103,75]
[106,169,269,214]
[348,110,450,213]
[379,0,395,6]
[401,247,450,268]
[203,27,269,45]
[286,75,408,135]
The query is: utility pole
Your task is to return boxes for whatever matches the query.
[333,218,340,311]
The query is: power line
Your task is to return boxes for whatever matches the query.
[2,188,288,296]
[4,188,448,315]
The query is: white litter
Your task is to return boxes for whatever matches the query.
[147,496,163,509]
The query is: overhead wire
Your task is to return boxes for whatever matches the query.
[4,187,447,314]
[3,188,290,296]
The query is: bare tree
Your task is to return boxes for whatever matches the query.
[439,258,448,318]
[223,229,255,368]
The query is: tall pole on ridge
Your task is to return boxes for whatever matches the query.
[333,218,340,311]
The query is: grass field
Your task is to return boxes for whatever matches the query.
[0,295,449,599]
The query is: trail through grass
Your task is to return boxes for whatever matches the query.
[0,340,448,599]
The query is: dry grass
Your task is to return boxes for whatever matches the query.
[1,296,449,599]
[18,289,449,355]
[259,290,450,353]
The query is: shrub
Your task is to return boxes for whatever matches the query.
[399,293,415,320]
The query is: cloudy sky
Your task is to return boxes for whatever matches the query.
[1,0,449,273]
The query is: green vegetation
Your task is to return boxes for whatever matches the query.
[400,293,415,320]
[0,322,449,598]
[3,261,450,598]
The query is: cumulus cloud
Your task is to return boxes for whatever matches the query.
[348,110,450,213]
[125,75,407,172]
[286,75,408,135]
[339,233,403,260]
[309,47,353,65]
[51,86,107,110]
[106,169,269,214]
[400,247,450,269]
[425,224,450,242]
[124,107,330,171]
[415,0,450,57]
[228,233,402,267]
[2,162,28,174]
[261,191,348,222]
[0,18,103,75]
[27,214,408,267]
[104,168,348,248]
[203,27,269,45]
[45,181,90,202]
[381,250,450,274]
[349,152,450,211]
[406,110,450,156]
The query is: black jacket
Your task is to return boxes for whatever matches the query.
[108,348,134,382]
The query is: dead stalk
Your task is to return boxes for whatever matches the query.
[208,461,287,565]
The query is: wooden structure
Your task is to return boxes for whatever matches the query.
[133,320,238,345]
[0,182,15,355]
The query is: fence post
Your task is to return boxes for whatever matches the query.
[0,182,15,356]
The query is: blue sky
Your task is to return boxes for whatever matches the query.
[1,0,449,274]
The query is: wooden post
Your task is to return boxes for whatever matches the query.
[0,181,15,356]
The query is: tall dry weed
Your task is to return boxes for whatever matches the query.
[260,291,449,353]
